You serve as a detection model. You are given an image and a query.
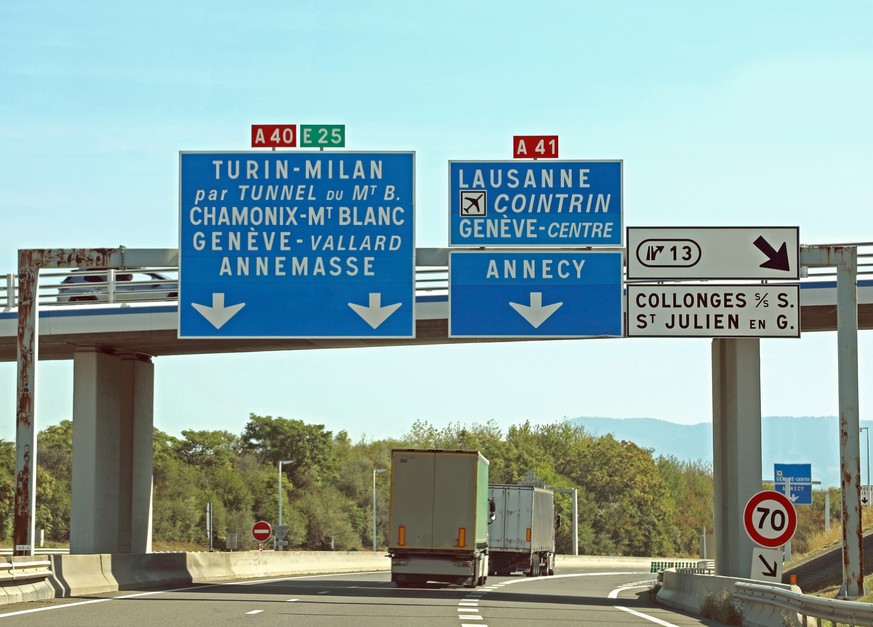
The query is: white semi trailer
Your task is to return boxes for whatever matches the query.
[488,484,556,577]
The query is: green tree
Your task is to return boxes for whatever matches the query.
[36,421,73,541]
[153,428,205,543]
[240,414,336,481]
[297,484,362,550]
[0,441,14,541]
[574,435,674,556]
[177,429,240,469]
[657,456,713,555]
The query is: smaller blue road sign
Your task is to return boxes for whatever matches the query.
[774,463,812,505]
[449,250,623,338]
[449,160,622,247]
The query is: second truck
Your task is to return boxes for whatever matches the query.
[488,483,556,577]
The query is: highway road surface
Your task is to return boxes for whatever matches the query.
[0,567,724,626]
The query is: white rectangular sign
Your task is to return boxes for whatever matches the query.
[627,284,800,337]
[750,547,784,583]
[627,226,799,280]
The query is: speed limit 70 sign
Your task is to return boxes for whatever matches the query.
[743,490,798,548]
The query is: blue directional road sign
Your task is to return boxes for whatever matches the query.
[774,463,812,505]
[449,250,623,338]
[179,151,415,338]
[449,160,622,247]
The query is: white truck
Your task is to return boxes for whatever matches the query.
[488,484,556,577]
[388,448,492,588]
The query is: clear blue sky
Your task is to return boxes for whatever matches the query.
[1,1,873,445]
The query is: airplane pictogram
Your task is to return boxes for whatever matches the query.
[460,190,486,216]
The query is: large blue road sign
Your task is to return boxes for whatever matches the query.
[179,151,415,338]
[449,160,622,247]
[774,463,812,505]
[449,250,623,338]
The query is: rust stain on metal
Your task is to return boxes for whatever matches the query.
[14,248,125,556]
[13,446,31,518]
[18,247,119,272]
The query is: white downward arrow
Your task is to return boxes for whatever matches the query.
[192,293,245,329]
[348,293,402,329]
[509,292,563,329]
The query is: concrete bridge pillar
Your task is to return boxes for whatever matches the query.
[70,348,154,554]
[712,338,762,579]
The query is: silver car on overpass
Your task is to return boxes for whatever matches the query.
[57,269,178,303]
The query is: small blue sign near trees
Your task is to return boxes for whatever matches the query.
[774,463,812,505]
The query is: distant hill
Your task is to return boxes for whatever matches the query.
[570,416,873,489]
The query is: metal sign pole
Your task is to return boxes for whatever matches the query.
[801,244,863,597]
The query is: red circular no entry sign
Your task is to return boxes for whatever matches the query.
[743,490,797,548]
[251,520,272,542]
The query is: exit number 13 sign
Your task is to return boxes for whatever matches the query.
[513,135,558,159]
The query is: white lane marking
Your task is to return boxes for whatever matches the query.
[317,591,329,594]
[0,586,196,619]
[615,606,679,627]
[458,586,486,626]
[607,580,658,598]
[286,598,299,602]
[0,571,386,620]
[609,582,678,627]
[245,610,264,615]
[452,572,652,627]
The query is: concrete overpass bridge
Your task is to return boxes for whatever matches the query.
[3,247,873,361]
[2,244,872,593]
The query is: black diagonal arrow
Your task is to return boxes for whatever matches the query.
[754,236,791,271]
[758,553,778,578]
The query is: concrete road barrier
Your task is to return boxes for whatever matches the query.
[2,551,651,605]
[49,554,117,597]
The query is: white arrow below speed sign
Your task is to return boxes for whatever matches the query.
[743,490,798,548]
